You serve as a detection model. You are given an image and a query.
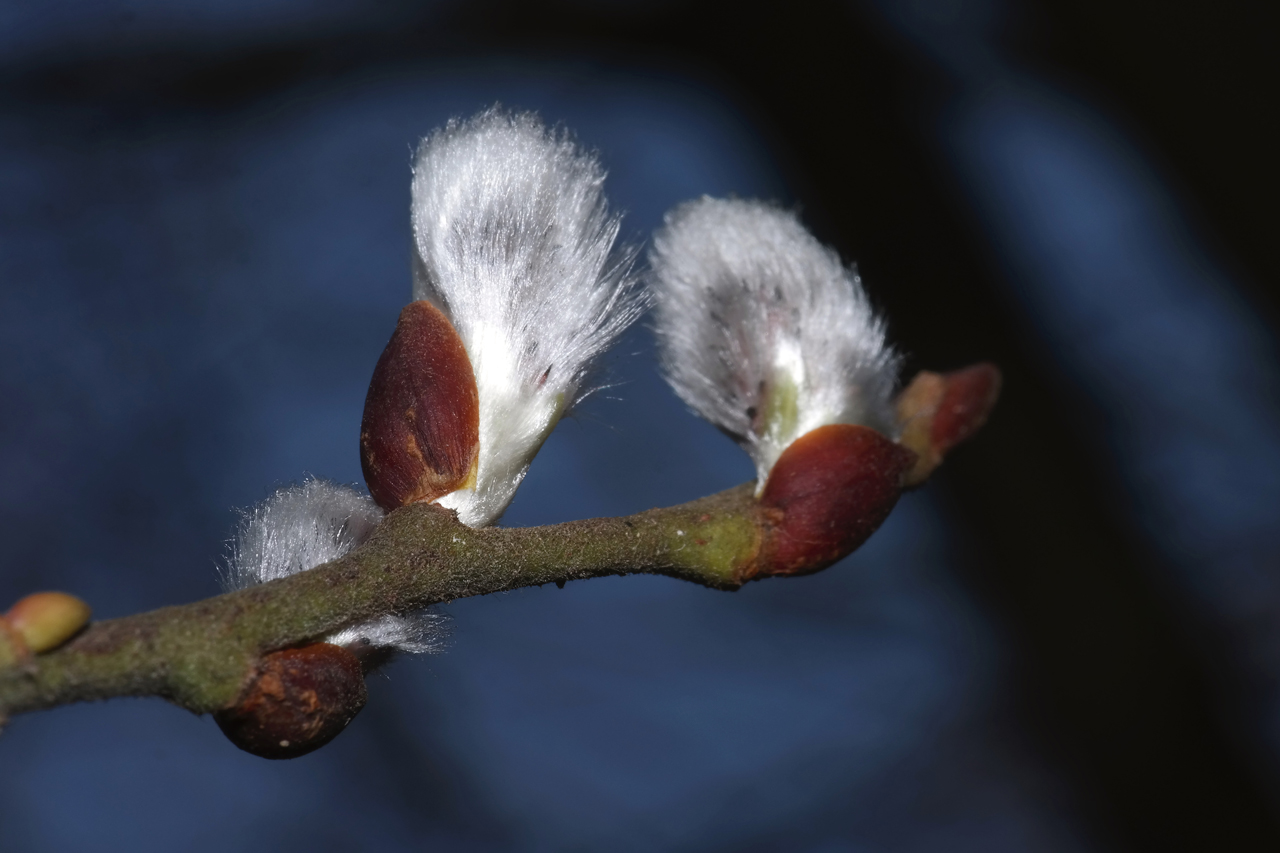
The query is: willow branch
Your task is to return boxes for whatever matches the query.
[0,484,764,720]
[0,363,1000,732]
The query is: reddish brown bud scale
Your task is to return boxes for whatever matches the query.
[753,424,915,578]
[361,300,480,511]
[897,363,1002,486]
[215,643,367,760]
[931,363,1002,454]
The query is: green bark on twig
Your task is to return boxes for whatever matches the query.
[0,364,1000,729]
[0,484,763,721]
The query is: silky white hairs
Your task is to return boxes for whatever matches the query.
[224,478,445,655]
[649,197,900,489]
[410,107,644,527]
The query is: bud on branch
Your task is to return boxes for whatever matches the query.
[214,643,367,760]
[0,364,997,731]
[0,109,1001,757]
[361,300,480,510]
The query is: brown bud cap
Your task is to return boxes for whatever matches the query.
[896,363,1002,487]
[754,424,916,578]
[214,643,367,760]
[361,300,480,511]
[4,591,91,655]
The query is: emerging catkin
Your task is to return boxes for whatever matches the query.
[649,197,899,490]
[410,107,645,526]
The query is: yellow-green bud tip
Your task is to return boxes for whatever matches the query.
[5,591,92,654]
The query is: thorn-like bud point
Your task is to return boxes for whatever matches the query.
[214,643,367,760]
[361,300,480,511]
[896,363,1002,486]
[3,591,91,657]
[753,424,915,578]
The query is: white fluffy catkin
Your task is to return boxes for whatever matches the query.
[223,478,445,655]
[410,107,644,527]
[649,197,900,491]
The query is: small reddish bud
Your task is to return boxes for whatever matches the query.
[896,363,1002,486]
[754,424,916,578]
[361,300,481,511]
[3,591,91,655]
[214,643,367,760]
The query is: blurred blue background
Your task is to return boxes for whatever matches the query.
[1,1,1277,850]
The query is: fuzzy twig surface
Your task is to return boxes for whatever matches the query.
[0,485,764,720]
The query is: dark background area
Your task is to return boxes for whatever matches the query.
[1,1,1277,850]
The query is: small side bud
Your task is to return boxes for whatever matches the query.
[753,424,916,578]
[3,592,91,655]
[897,363,1002,487]
[214,643,367,760]
[361,300,480,511]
